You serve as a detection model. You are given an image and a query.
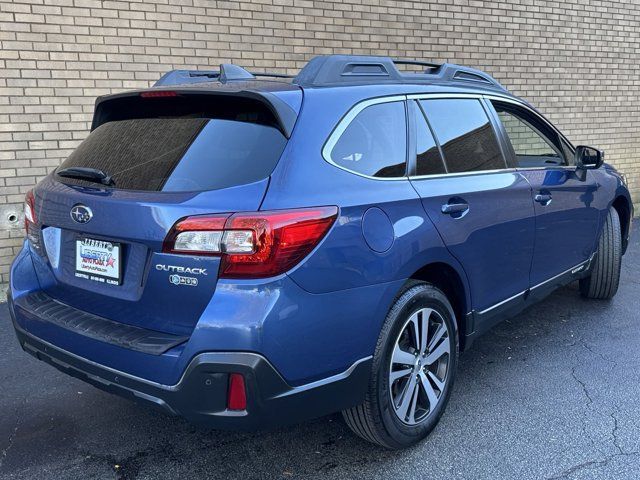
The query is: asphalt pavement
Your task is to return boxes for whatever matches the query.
[1,223,638,480]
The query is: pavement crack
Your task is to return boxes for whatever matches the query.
[571,366,593,407]
[547,451,640,480]
[547,458,608,480]
[550,371,639,479]
[609,408,625,456]
[0,425,18,470]
[569,364,607,458]
[580,340,617,366]
[0,410,22,471]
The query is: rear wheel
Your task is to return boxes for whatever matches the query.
[342,282,458,449]
[580,207,622,300]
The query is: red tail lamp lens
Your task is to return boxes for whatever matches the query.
[24,190,36,232]
[163,206,338,279]
[221,206,338,278]
[227,373,247,411]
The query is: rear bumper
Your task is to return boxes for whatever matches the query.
[8,240,391,429]
[9,294,371,430]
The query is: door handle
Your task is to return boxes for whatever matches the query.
[441,202,469,216]
[534,193,552,205]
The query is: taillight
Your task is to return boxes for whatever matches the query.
[24,190,36,232]
[166,214,229,255]
[163,206,338,278]
[24,189,41,249]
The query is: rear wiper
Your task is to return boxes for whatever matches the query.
[57,167,115,186]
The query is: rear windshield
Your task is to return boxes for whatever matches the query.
[56,99,288,192]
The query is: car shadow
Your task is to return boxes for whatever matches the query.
[3,224,637,479]
[12,283,620,479]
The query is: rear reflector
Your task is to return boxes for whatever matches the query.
[163,206,338,278]
[227,373,247,411]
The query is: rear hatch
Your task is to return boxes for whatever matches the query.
[28,87,300,337]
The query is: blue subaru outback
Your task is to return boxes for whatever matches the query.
[8,55,634,448]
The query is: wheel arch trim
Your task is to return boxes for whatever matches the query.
[611,194,632,254]
[406,261,473,351]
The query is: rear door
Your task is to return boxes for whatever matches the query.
[29,92,293,336]
[408,97,536,319]
[487,99,600,287]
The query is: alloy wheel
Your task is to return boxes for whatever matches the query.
[388,308,451,425]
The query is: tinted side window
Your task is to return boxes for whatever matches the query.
[413,101,446,176]
[493,103,565,167]
[420,99,506,173]
[329,101,407,178]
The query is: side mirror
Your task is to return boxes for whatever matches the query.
[575,145,604,170]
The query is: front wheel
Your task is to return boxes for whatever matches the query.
[342,282,458,449]
[580,207,622,300]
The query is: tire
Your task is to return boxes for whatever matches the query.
[579,207,622,300]
[342,282,458,449]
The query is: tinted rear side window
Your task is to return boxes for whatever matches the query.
[328,101,407,178]
[420,99,505,173]
[57,104,287,192]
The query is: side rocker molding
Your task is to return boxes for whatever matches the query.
[470,254,595,338]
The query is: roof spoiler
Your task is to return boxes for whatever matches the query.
[91,88,298,138]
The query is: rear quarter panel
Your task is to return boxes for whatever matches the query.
[262,86,472,304]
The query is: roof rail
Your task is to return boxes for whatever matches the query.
[292,55,507,92]
[153,56,506,92]
[154,64,294,86]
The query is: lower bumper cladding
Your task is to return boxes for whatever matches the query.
[9,296,371,430]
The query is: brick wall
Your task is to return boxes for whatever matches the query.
[1,0,639,283]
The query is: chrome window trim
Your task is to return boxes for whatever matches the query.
[322,92,576,182]
[515,166,578,172]
[410,167,517,181]
[321,94,409,181]
[407,92,486,100]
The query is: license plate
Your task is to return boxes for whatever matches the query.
[75,237,122,285]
